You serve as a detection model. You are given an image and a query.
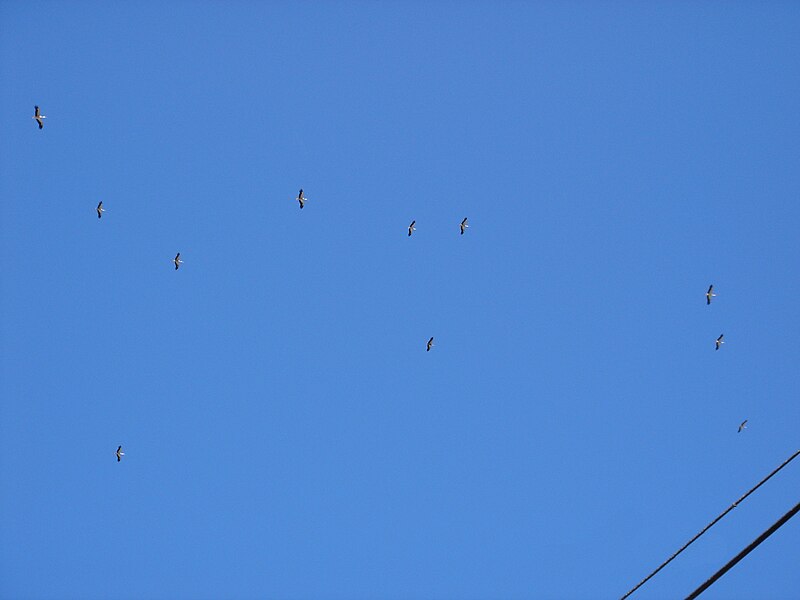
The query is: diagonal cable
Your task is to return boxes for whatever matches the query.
[684,499,800,599]
[621,448,800,599]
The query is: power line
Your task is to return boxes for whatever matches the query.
[620,448,800,599]
[685,499,800,599]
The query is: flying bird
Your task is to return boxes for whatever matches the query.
[738,420,748,433]
[116,446,125,462]
[32,105,46,129]
[715,334,724,350]
[426,336,434,352]
[460,218,469,235]
[408,220,416,237]
[96,201,105,219]
[296,189,307,209]
[706,285,716,305]
[174,253,183,270]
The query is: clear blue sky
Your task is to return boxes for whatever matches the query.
[1,2,798,599]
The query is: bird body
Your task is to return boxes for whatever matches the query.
[408,220,416,237]
[32,105,46,129]
[706,285,716,305]
[174,253,183,270]
[715,334,724,350]
[426,336,434,352]
[460,217,469,235]
[116,446,125,462]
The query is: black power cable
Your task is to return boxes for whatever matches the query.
[621,448,800,599]
[685,499,800,599]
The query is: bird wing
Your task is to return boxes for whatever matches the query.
[98,202,103,209]
[462,218,467,225]
[35,106,40,117]
[708,285,713,294]
[117,446,122,452]
[37,119,43,129]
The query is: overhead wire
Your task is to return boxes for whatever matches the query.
[620,448,800,599]
[685,499,800,599]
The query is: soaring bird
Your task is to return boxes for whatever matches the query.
[715,334,724,350]
[706,285,716,305]
[296,189,307,209]
[116,446,125,462]
[408,220,416,237]
[426,336,434,352]
[738,420,748,433]
[174,253,183,270]
[460,217,469,235]
[96,201,105,219]
[32,105,46,129]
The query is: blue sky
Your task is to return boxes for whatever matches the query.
[1,2,799,598]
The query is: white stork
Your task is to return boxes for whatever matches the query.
[96,201,105,219]
[715,334,724,350]
[408,220,416,237]
[116,445,125,462]
[32,105,46,129]
[706,285,716,305]
[460,218,469,235]
[738,420,748,433]
[296,189,307,209]
[174,253,183,270]
[426,336,434,352]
